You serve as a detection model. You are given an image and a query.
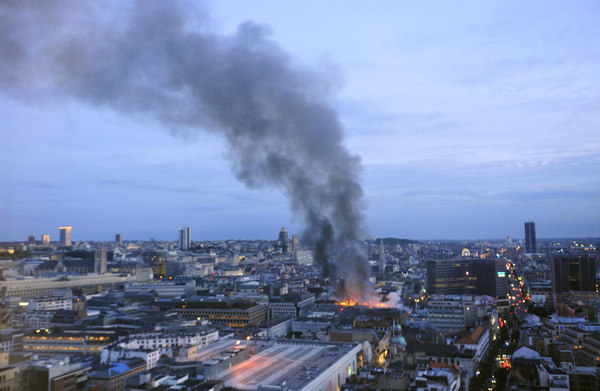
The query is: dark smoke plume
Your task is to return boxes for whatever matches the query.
[1,1,370,299]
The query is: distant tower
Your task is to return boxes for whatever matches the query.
[59,226,72,246]
[179,227,191,251]
[379,239,386,277]
[115,233,123,246]
[278,227,289,253]
[42,234,50,245]
[94,246,107,274]
[279,227,289,242]
[28,235,36,244]
[291,235,300,252]
[524,222,536,253]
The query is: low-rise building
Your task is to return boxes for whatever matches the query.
[268,293,315,320]
[101,346,160,369]
[87,358,147,391]
[0,352,23,391]
[22,329,117,355]
[176,297,266,328]
[410,368,461,391]
[455,326,489,368]
[26,357,90,391]
[118,328,219,353]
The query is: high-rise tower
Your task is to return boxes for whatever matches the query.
[179,227,191,251]
[524,222,536,253]
[59,226,72,246]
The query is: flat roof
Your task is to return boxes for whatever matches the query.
[216,340,359,390]
[183,337,245,362]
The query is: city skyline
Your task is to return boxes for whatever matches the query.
[2,1,599,241]
[7,221,599,244]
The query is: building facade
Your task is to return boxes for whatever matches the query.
[427,258,507,298]
[176,300,267,328]
[551,254,598,294]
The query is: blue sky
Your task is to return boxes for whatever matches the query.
[1,1,599,241]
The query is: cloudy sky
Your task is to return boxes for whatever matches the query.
[1,0,599,242]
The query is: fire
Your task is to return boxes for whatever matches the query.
[336,299,389,309]
[335,290,401,310]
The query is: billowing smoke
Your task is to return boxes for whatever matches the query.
[1,1,370,299]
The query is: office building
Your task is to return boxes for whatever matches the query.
[175,297,266,328]
[42,234,50,244]
[524,221,537,253]
[179,227,191,251]
[427,258,508,298]
[551,254,597,294]
[23,329,117,355]
[59,226,72,246]
[115,233,123,245]
[28,235,36,244]
[268,293,315,320]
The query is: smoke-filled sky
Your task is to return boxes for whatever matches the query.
[1,0,599,242]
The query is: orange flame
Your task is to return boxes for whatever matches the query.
[336,299,390,309]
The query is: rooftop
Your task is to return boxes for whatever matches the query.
[214,340,360,390]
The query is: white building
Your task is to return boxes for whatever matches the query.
[117,328,219,354]
[26,296,73,311]
[268,293,315,320]
[101,346,160,369]
[455,326,490,375]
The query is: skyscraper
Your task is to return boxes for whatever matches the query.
[524,222,536,253]
[42,234,50,244]
[179,227,191,251]
[115,233,123,246]
[551,254,597,294]
[59,226,72,246]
